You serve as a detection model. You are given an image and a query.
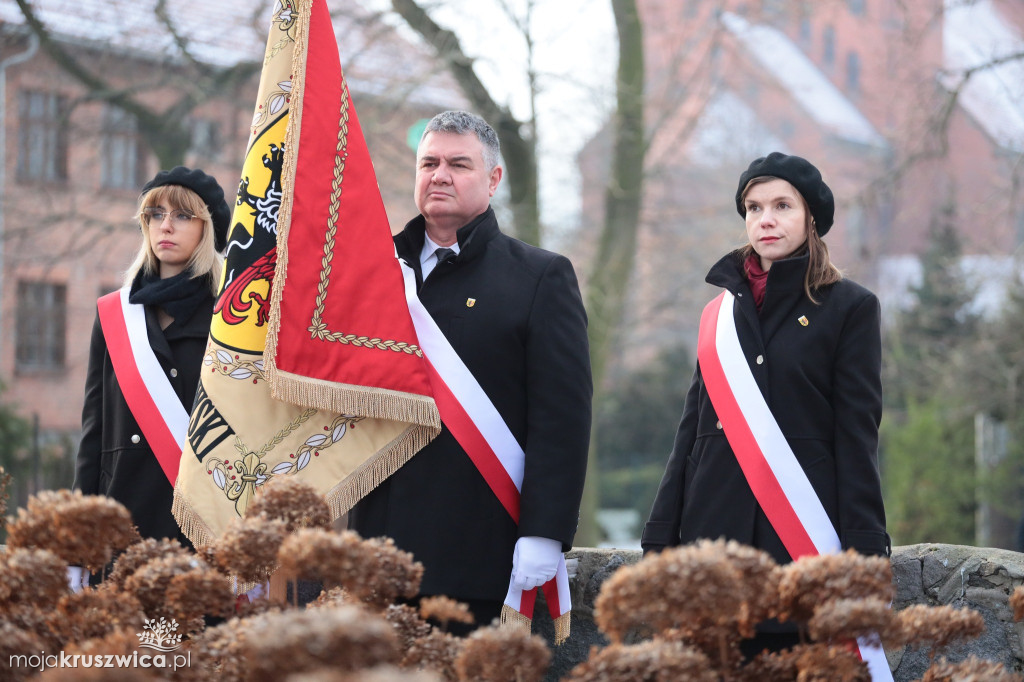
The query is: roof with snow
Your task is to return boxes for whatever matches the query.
[687,89,789,167]
[942,0,1024,152]
[720,11,887,149]
[0,0,460,107]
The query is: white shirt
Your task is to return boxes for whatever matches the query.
[420,233,461,280]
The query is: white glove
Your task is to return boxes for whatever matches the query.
[66,566,89,593]
[511,536,562,590]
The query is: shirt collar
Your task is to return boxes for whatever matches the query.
[419,233,461,268]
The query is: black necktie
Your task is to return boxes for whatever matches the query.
[435,247,456,265]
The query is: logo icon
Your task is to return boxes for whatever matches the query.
[137,617,183,652]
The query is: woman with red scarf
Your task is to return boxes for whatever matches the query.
[642,152,890,656]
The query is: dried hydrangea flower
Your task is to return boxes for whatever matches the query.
[385,604,433,652]
[359,537,424,610]
[2,605,61,651]
[1011,585,1024,623]
[808,597,894,646]
[123,553,209,615]
[776,551,892,625]
[453,624,550,682]
[107,537,191,591]
[420,596,474,629]
[921,655,1020,682]
[279,530,423,611]
[5,489,139,571]
[234,605,401,682]
[279,528,370,587]
[594,539,757,651]
[38,669,160,682]
[213,513,288,583]
[791,643,869,681]
[737,647,799,682]
[893,604,985,652]
[165,567,236,622]
[0,547,69,610]
[310,586,353,609]
[53,584,145,645]
[563,638,717,682]
[402,629,462,681]
[0,622,50,682]
[190,615,252,682]
[286,667,444,682]
[247,476,331,532]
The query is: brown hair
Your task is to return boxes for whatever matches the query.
[124,184,222,294]
[740,176,842,303]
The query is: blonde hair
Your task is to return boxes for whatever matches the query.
[739,176,842,303]
[124,184,223,294]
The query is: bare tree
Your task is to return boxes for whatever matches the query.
[12,0,261,168]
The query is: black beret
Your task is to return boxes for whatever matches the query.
[735,152,835,236]
[142,166,231,251]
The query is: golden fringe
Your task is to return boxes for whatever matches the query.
[263,0,312,388]
[171,488,215,550]
[324,423,436,517]
[271,368,442,429]
[553,611,571,646]
[500,604,533,634]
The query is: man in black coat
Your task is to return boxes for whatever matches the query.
[349,111,592,630]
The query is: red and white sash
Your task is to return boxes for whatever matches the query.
[97,287,189,486]
[401,261,573,643]
[697,291,893,681]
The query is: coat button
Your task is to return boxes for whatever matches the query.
[131,434,141,444]
[716,421,722,429]
[170,368,178,378]
[756,355,764,365]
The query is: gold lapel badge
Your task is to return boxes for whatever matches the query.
[466,298,476,308]
[798,315,809,326]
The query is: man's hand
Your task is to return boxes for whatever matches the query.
[66,566,89,593]
[511,536,562,590]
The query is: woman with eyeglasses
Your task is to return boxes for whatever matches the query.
[71,167,229,588]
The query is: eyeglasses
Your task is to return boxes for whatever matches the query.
[143,208,199,228]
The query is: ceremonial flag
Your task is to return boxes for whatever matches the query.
[173,0,440,547]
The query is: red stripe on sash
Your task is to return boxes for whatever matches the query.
[697,292,817,559]
[424,357,521,523]
[97,292,181,486]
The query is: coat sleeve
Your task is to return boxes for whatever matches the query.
[517,255,593,550]
[641,364,701,554]
[832,292,890,556]
[74,311,106,496]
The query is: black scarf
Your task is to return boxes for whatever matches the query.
[129,269,211,323]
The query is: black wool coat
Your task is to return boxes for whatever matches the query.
[349,208,593,601]
[642,251,889,566]
[74,292,214,546]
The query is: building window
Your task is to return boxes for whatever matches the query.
[17,90,68,183]
[847,51,861,93]
[15,281,66,372]
[188,118,222,162]
[102,105,146,190]
[823,25,836,67]
[799,17,812,46]
[848,0,866,16]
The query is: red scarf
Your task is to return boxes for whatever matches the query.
[744,252,768,310]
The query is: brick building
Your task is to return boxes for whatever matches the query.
[0,0,463,481]
[578,0,1024,367]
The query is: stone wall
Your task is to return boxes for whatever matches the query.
[532,544,1024,681]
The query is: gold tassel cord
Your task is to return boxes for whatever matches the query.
[500,604,533,634]
[553,610,571,646]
